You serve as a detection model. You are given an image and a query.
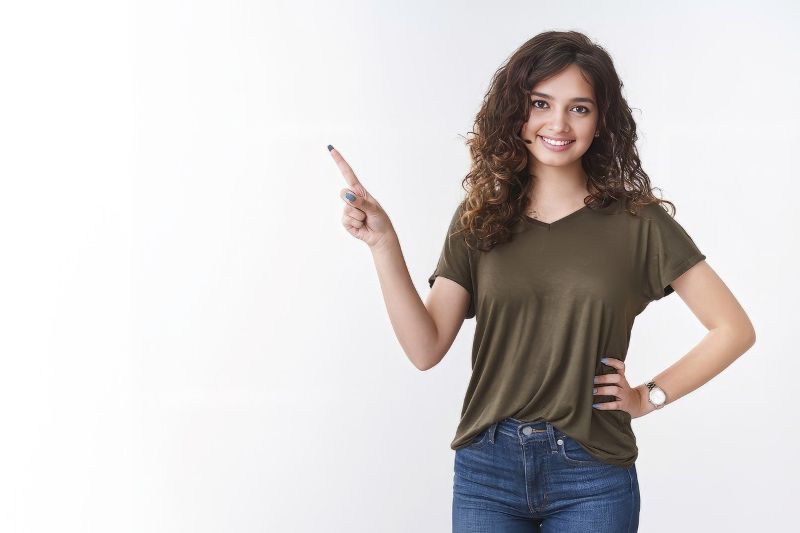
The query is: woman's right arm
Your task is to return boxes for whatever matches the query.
[370,235,470,370]
[329,145,469,370]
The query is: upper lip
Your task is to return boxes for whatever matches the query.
[539,135,574,141]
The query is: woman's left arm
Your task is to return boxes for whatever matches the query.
[635,259,756,417]
[594,260,757,418]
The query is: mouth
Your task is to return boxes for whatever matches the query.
[538,135,575,152]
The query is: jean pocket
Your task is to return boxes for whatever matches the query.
[557,434,601,466]
[465,425,491,450]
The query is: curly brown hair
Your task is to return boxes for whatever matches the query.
[453,30,676,252]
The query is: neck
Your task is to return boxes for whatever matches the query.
[526,164,591,212]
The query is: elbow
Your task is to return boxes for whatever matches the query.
[737,320,756,351]
[744,316,757,348]
[412,351,441,372]
[745,325,757,349]
[718,320,756,353]
[415,358,436,372]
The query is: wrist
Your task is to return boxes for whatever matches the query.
[369,232,399,255]
[635,384,657,418]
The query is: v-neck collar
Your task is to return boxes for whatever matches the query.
[522,204,592,230]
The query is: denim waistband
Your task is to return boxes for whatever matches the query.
[482,416,568,447]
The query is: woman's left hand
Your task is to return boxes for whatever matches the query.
[593,357,650,419]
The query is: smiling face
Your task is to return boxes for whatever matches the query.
[520,64,599,171]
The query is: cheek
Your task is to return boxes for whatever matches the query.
[581,120,599,137]
[521,118,544,137]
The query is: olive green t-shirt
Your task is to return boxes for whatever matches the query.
[427,197,706,467]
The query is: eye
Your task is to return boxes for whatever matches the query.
[531,100,591,115]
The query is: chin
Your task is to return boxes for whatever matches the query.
[534,148,585,162]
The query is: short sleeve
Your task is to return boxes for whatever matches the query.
[428,203,476,319]
[642,204,706,301]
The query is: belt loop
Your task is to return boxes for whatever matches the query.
[546,422,558,452]
[488,421,499,444]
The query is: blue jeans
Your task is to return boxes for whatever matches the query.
[453,417,640,532]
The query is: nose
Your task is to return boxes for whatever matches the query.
[546,108,571,133]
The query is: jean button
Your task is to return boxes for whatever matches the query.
[557,438,564,445]
[523,426,533,435]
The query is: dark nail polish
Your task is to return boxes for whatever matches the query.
[327,144,334,151]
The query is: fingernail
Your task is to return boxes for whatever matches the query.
[592,388,597,394]
[592,403,601,408]
[345,191,356,202]
[601,357,609,364]
[327,144,334,151]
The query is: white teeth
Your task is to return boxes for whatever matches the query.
[541,136,574,146]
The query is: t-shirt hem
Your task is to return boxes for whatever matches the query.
[659,252,706,298]
[428,271,475,318]
[428,271,472,297]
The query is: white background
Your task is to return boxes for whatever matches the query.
[0,1,797,531]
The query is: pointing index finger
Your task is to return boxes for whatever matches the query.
[328,146,365,196]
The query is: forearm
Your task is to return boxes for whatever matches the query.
[369,234,438,370]
[634,325,756,417]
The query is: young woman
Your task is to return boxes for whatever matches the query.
[329,30,755,532]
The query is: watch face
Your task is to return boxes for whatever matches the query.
[649,387,666,405]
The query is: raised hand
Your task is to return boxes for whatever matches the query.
[328,145,397,250]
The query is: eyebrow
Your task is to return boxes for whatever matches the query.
[530,91,596,105]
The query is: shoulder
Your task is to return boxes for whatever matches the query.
[595,199,682,236]
[617,200,673,225]
[588,196,651,222]
[449,200,471,225]
[637,201,670,217]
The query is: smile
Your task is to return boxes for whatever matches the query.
[539,136,575,146]
[538,135,575,152]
